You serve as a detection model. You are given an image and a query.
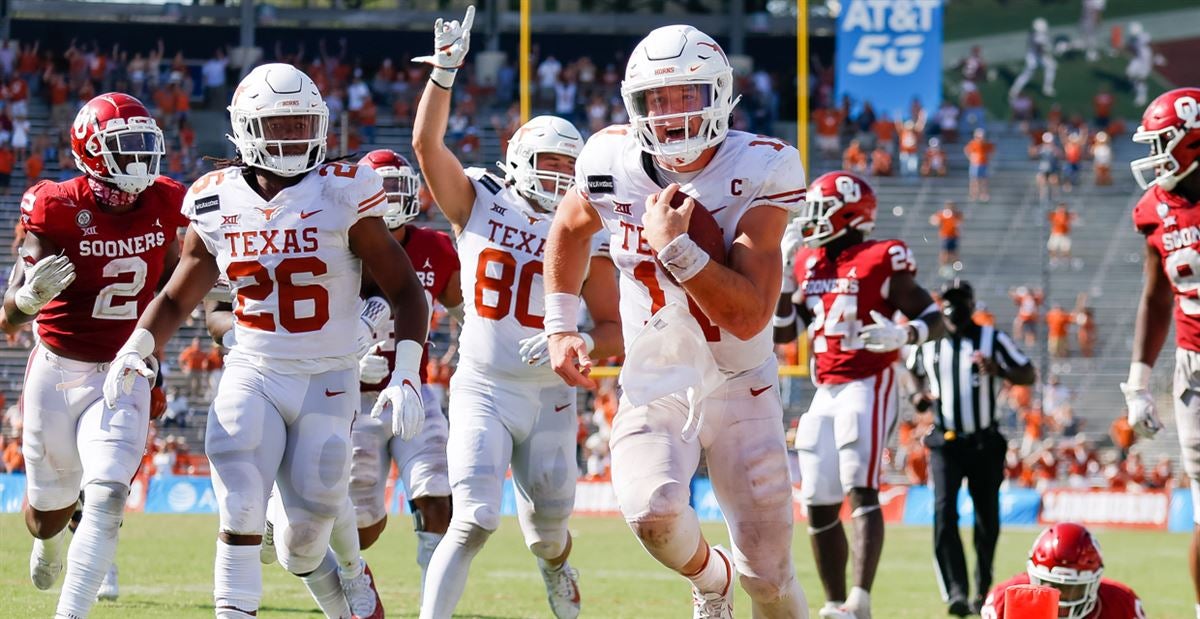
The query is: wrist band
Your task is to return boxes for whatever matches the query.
[772,307,797,329]
[393,339,424,374]
[1128,361,1152,390]
[580,332,595,353]
[544,293,580,335]
[121,328,156,359]
[657,234,710,283]
[781,273,798,295]
[907,320,930,345]
[430,67,457,89]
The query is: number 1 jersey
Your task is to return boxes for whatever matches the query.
[575,127,807,374]
[20,176,188,362]
[183,164,388,368]
[456,167,607,381]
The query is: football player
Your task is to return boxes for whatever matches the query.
[410,8,622,618]
[1124,86,1200,619]
[545,24,810,619]
[6,92,185,619]
[102,63,429,619]
[775,171,943,619]
[981,523,1146,619]
[352,148,460,580]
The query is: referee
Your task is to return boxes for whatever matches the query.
[907,280,1035,616]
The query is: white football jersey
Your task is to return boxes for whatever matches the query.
[576,127,806,374]
[183,162,388,371]
[456,168,608,380]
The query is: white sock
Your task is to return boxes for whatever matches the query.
[214,540,262,614]
[847,586,871,614]
[1195,602,1200,619]
[34,527,68,563]
[684,545,731,595]
[300,549,352,619]
[329,498,363,580]
[416,530,443,590]
[420,521,491,619]
[56,483,125,619]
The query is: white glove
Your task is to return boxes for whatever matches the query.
[413,5,475,88]
[370,340,425,440]
[520,331,593,367]
[14,252,76,314]
[780,219,804,294]
[356,296,390,358]
[1120,383,1163,438]
[860,310,910,353]
[103,328,156,409]
[359,351,390,384]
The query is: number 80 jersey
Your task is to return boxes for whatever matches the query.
[1133,184,1200,352]
[793,239,916,385]
[20,176,188,362]
[184,163,388,369]
[456,167,608,381]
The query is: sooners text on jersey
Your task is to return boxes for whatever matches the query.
[981,574,1145,619]
[182,162,387,363]
[1133,184,1200,352]
[576,126,806,374]
[361,224,460,391]
[794,239,916,385]
[20,176,187,361]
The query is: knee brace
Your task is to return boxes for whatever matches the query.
[83,481,128,524]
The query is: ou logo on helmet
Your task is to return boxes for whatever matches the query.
[836,176,861,203]
[1176,96,1200,130]
[71,105,97,141]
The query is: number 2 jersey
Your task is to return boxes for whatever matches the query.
[457,167,607,381]
[183,163,388,370]
[793,239,916,385]
[20,175,188,362]
[1133,183,1200,352]
[576,127,807,374]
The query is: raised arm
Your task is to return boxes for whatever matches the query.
[410,6,477,233]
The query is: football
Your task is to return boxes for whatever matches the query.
[655,189,727,284]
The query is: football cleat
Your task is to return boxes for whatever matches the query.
[342,560,384,619]
[692,545,734,619]
[818,602,859,618]
[96,563,119,601]
[260,519,277,565]
[539,560,581,619]
[30,537,64,590]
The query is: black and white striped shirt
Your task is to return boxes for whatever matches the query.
[907,326,1029,436]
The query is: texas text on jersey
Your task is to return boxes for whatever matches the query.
[981,574,1145,619]
[1133,183,1200,352]
[182,161,388,364]
[20,175,188,361]
[361,224,460,391]
[794,238,917,384]
[457,166,607,380]
[575,126,806,373]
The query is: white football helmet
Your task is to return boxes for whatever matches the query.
[621,25,739,167]
[227,63,328,177]
[498,115,583,211]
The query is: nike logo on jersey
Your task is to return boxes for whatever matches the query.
[750,385,772,397]
[325,389,345,397]
[554,404,571,412]
[300,209,323,219]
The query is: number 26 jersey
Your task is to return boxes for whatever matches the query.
[183,163,388,368]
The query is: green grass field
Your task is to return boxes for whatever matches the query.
[0,514,1195,618]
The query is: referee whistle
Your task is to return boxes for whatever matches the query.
[944,430,956,442]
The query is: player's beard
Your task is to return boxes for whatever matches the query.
[88,177,139,209]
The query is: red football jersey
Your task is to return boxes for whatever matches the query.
[981,573,1146,619]
[20,176,187,361]
[361,224,460,391]
[1133,184,1200,352]
[794,239,916,385]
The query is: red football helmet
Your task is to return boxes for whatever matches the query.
[800,171,877,247]
[1131,87,1200,191]
[70,92,164,195]
[358,149,421,229]
[1026,523,1104,619]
